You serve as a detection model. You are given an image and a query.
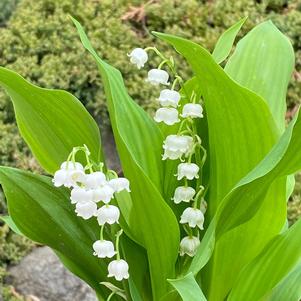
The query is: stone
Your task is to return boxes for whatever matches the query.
[6,247,97,301]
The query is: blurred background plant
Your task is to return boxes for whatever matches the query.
[0,0,300,299]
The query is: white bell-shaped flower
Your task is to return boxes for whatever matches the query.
[75,201,97,220]
[128,48,148,69]
[173,186,195,204]
[181,103,204,118]
[179,236,200,257]
[177,163,199,180]
[93,185,115,204]
[162,135,193,160]
[97,205,120,225]
[84,172,107,189]
[158,89,181,107]
[180,207,204,230]
[68,169,86,187]
[53,169,68,187]
[109,178,130,193]
[70,187,94,204]
[108,259,129,281]
[93,240,115,258]
[146,69,169,85]
[61,161,84,171]
[53,161,85,188]
[154,108,180,125]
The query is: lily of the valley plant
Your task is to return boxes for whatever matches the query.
[0,16,301,301]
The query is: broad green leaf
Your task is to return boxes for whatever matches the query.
[228,217,301,301]
[225,21,294,133]
[0,167,108,298]
[72,18,179,300]
[216,110,301,235]
[153,31,278,217]
[212,17,247,64]
[152,30,296,300]
[206,21,295,299]
[0,67,103,174]
[121,235,152,301]
[264,262,301,301]
[0,215,22,235]
[168,273,207,301]
[189,110,301,296]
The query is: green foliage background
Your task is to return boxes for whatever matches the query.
[0,0,301,299]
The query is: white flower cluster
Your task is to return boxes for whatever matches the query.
[129,47,207,257]
[53,147,130,282]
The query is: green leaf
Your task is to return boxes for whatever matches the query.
[0,167,108,298]
[153,30,278,219]
[168,273,207,301]
[228,218,301,301]
[0,67,103,174]
[264,262,301,301]
[0,215,23,235]
[212,17,247,64]
[216,110,301,236]
[72,18,179,300]
[225,21,294,133]
[189,110,301,297]
[152,29,297,300]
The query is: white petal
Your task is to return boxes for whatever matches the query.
[70,187,94,204]
[97,205,120,225]
[109,178,130,193]
[158,89,181,107]
[108,259,129,281]
[53,169,68,187]
[173,186,195,204]
[75,201,97,219]
[177,163,199,180]
[181,103,203,118]
[93,240,115,258]
[180,236,200,257]
[84,172,107,189]
[154,108,180,125]
[93,185,115,203]
[146,69,170,85]
[129,48,148,69]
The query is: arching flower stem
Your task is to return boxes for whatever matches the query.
[115,229,123,260]
[100,224,105,240]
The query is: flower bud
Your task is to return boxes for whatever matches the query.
[128,48,148,69]
[154,108,180,125]
[75,201,97,220]
[179,236,200,257]
[180,207,204,230]
[181,103,204,118]
[173,186,195,204]
[108,259,129,281]
[146,69,169,85]
[97,205,120,225]
[108,178,130,193]
[158,89,181,107]
[177,163,199,180]
[93,240,115,258]
[93,185,115,204]
[162,135,193,160]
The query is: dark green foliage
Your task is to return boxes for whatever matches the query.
[0,0,301,170]
[0,0,19,27]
